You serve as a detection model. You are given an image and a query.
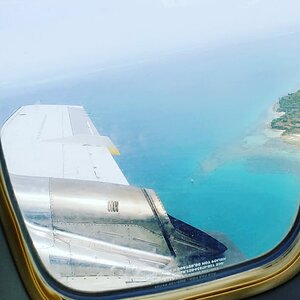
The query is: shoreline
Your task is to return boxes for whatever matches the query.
[263,102,285,138]
[200,89,300,174]
[270,89,300,147]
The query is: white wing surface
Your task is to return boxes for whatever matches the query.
[1,105,128,185]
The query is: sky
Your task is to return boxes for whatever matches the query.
[1,0,300,86]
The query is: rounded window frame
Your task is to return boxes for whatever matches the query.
[0,140,300,300]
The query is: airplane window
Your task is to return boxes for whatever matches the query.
[1,0,300,298]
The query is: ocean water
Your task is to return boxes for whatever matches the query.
[1,33,300,259]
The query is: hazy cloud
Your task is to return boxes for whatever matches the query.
[1,0,300,85]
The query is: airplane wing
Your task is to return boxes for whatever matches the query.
[1,105,128,185]
[0,105,230,292]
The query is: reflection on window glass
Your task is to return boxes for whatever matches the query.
[1,0,300,295]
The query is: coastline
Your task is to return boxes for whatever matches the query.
[270,89,300,147]
[200,94,300,174]
[263,102,285,139]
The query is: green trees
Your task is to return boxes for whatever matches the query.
[271,90,300,135]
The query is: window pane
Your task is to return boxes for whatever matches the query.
[1,0,300,295]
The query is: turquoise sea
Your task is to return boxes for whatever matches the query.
[1,33,300,259]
